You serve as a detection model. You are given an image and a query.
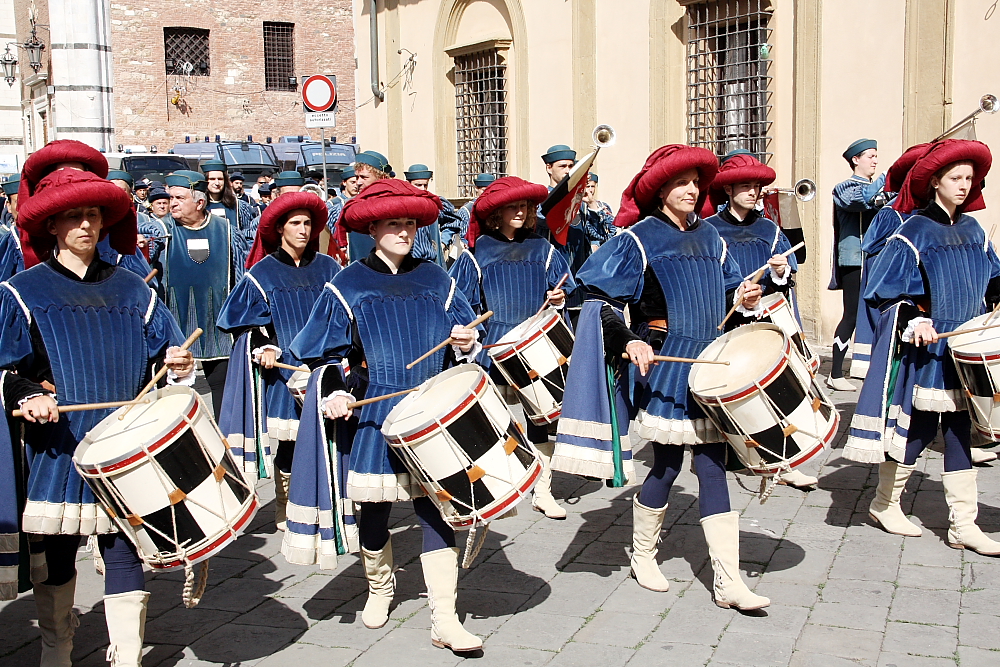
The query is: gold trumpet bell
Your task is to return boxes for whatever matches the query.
[593,124,616,148]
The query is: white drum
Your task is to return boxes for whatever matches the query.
[689,323,838,475]
[382,365,541,528]
[760,293,820,372]
[948,313,1000,438]
[286,369,311,407]
[488,309,574,425]
[74,387,259,570]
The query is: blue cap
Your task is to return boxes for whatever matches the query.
[340,166,356,180]
[1,175,20,196]
[473,173,495,188]
[201,159,227,174]
[587,173,598,183]
[404,164,433,181]
[165,170,209,192]
[542,145,576,164]
[843,138,877,162]
[258,183,272,195]
[721,148,754,163]
[273,170,305,188]
[107,170,134,187]
[354,150,392,173]
[147,186,170,202]
[229,171,245,181]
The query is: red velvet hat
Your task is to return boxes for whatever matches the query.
[17,169,136,269]
[19,140,109,214]
[246,191,329,268]
[339,178,441,233]
[467,176,549,247]
[614,145,719,228]
[708,151,776,208]
[885,142,931,212]
[894,139,992,215]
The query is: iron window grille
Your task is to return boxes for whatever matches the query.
[263,22,296,92]
[454,49,508,198]
[685,0,773,163]
[164,27,210,76]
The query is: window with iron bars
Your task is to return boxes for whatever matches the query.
[454,49,508,198]
[163,27,210,76]
[685,0,773,163]
[263,22,295,92]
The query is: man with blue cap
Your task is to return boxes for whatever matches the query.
[133,178,151,214]
[105,170,160,288]
[404,163,463,266]
[828,138,886,392]
[455,173,495,240]
[579,172,615,251]
[0,175,19,237]
[158,169,250,415]
[326,165,360,262]
[229,170,259,215]
[202,160,256,237]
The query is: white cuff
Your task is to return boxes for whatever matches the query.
[252,344,282,360]
[321,390,354,405]
[453,330,482,362]
[733,289,764,318]
[768,265,790,286]
[901,317,934,343]
[167,369,196,386]
[17,392,55,407]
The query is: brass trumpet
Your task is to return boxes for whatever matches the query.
[764,178,817,202]
[593,124,616,148]
[934,94,998,141]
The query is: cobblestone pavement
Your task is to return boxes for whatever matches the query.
[2,359,999,667]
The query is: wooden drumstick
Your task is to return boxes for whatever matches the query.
[937,323,1000,339]
[405,310,494,369]
[143,268,158,284]
[255,360,310,373]
[119,328,203,419]
[345,387,419,410]
[533,273,570,319]
[620,353,730,366]
[13,399,151,419]
[717,241,805,331]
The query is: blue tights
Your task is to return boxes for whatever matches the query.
[637,442,732,518]
[903,409,973,471]
[98,534,145,595]
[358,497,456,553]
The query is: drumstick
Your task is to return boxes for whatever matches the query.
[937,323,1000,339]
[119,328,203,419]
[344,387,419,410]
[620,353,730,366]
[717,242,805,331]
[13,399,151,419]
[405,310,494,369]
[143,268,158,284]
[533,273,570,319]
[255,360,310,373]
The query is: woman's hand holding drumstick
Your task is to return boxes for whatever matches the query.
[717,241,805,331]
[406,311,494,369]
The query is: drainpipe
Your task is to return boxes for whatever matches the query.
[370,0,384,102]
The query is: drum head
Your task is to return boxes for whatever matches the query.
[690,323,787,399]
[948,313,1000,355]
[490,310,556,358]
[383,365,485,441]
[76,388,197,466]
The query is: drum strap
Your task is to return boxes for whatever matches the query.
[182,559,210,608]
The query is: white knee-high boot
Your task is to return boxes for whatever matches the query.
[869,461,922,537]
[420,548,482,652]
[361,539,395,629]
[532,441,566,519]
[104,590,150,667]
[630,495,671,592]
[34,575,78,667]
[701,512,770,610]
[942,469,1000,556]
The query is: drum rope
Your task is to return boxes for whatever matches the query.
[182,558,210,608]
[461,522,490,569]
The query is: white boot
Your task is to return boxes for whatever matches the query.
[420,548,482,652]
[104,590,150,667]
[971,447,998,464]
[825,376,856,392]
[361,540,394,629]
[869,461,922,537]
[274,470,291,532]
[941,469,1000,556]
[34,575,78,667]
[701,512,770,610]
[630,496,670,592]
[776,469,818,489]
[531,442,566,519]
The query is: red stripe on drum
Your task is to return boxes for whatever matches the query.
[754,413,838,475]
[391,374,489,444]
[80,402,201,475]
[953,351,1000,363]
[696,344,792,405]
[479,461,542,522]
[147,497,259,570]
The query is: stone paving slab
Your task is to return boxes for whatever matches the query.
[2,355,1000,666]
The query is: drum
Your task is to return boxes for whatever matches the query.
[488,309,574,425]
[286,369,311,407]
[74,387,259,570]
[760,293,820,372]
[382,364,542,528]
[948,313,1000,438]
[689,322,838,475]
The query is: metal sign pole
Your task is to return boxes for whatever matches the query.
[320,127,328,201]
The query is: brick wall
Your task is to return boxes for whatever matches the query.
[109,1,356,150]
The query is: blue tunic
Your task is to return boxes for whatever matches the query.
[289,260,480,502]
[830,173,885,288]
[577,216,744,444]
[704,212,797,290]
[449,232,577,366]
[864,212,1000,413]
[0,227,23,282]
[0,263,184,535]
[161,213,249,359]
[411,200,463,266]
[217,253,341,441]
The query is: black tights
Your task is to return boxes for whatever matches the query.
[831,267,862,378]
[358,497,456,553]
[39,535,82,587]
[201,359,230,418]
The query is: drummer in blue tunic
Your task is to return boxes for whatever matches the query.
[558,145,771,609]
[0,157,194,666]
[848,139,1000,555]
[287,178,484,651]
[703,150,816,490]
[450,176,576,519]
[217,191,341,531]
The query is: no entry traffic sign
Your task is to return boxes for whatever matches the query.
[302,75,338,128]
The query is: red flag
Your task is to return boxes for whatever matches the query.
[540,150,598,245]
[762,192,782,226]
